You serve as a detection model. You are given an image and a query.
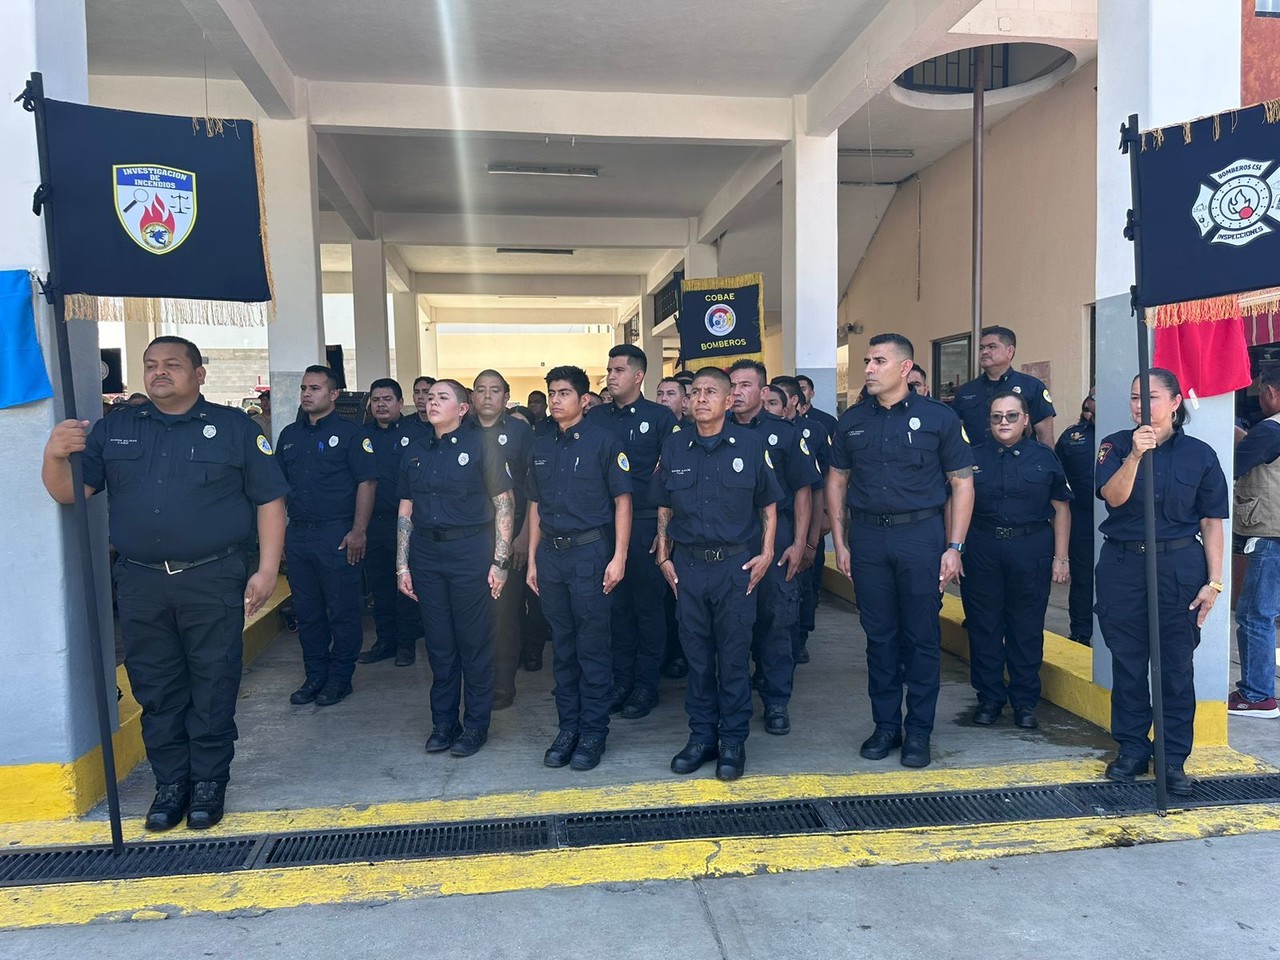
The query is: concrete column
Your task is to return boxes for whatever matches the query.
[351,238,389,387]
[416,297,438,378]
[0,0,120,820]
[638,295,659,399]
[1094,0,1240,719]
[261,117,325,439]
[782,97,839,410]
[121,319,155,394]
[683,217,718,281]
[391,290,418,386]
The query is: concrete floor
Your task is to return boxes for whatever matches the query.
[99,592,1114,819]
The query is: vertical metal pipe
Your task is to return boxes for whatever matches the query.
[971,46,987,376]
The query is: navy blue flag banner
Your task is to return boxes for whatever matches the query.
[42,99,272,326]
[677,273,765,368]
[0,270,54,409]
[1136,100,1280,325]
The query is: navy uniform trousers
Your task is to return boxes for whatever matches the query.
[849,515,945,736]
[286,520,364,687]
[366,515,421,651]
[1095,540,1204,765]
[411,529,494,729]
[959,525,1053,708]
[1067,504,1094,640]
[674,547,758,745]
[538,537,614,738]
[610,515,668,696]
[792,538,825,657]
[113,552,248,785]
[492,560,525,702]
[753,513,800,707]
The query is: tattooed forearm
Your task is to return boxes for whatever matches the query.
[656,507,672,558]
[492,490,514,561]
[396,515,412,572]
[945,466,973,480]
[759,505,776,557]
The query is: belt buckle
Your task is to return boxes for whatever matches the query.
[553,535,571,550]
[995,526,1013,540]
[1137,542,1147,554]
[163,560,184,575]
[704,547,724,562]
[878,514,894,527]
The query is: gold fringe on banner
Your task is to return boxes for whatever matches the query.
[1146,288,1280,328]
[65,294,272,326]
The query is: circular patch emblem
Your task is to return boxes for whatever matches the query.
[802,428,811,438]
[256,435,273,455]
[498,433,508,446]
[203,424,217,439]
[617,452,630,472]
[909,417,921,431]
[328,435,339,447]
[1012,385,1022,394]
[640,421,650,434]
[704,304,736,337]
[799,438,811,456]
[400,435,410,447]
[361,437,374,454]
[458,452,470,466]
[732,457,745,473]
[768,433,778,446]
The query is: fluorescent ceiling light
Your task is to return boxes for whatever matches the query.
[487,162,599,177]
[495,247,575,256]
[838,148,915,158]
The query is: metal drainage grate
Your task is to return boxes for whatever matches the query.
[1071,773,1280,814]
[0,838,257,888]
[832,787,1086,830]
[262,818,553,868]
[562,801,827,847]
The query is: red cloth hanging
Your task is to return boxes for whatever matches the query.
[1152,314,1253,398]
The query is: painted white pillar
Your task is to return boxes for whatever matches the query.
[416,297,438,378]
[391,290,418,387]
[351,238,389,388]
[122,319,155,394]
[638,295,658,399]
[260,117,324,439]
[0,0,119,798]
[683,217,718,281]
[782,97,839,411]
[1094,0,1240,708]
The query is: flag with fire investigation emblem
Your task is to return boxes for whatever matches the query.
[40,99,270,303]
[1134,101,1280,309]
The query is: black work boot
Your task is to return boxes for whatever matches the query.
[186,781,226,830]
[145,783,190,832]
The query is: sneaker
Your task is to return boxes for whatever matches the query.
[1228,691,1280,719]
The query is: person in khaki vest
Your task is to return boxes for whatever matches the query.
[1231,366,1280,719]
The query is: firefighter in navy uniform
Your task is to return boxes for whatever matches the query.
[396,379,515,759]
[1095,369,1227,797]
[43,336,288,831]
[526,365,632,771]
[1054,391,1097,643]
[655,367,781,781]
[587,344,677,719]
[828,334,974,769]
[277,365,377,708]
[728,361,820,737]
[952,326,1056,445]
[357,378,427,667]
[471,368,534,709]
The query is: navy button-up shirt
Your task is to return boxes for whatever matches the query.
[397,424,513,530]
[732,411,821,517]
[82,396,289,562]
[362,414,429,518]
[1054,418,1095,508]
[830,394,973,514]
[587,397,677,513]
[971,437,1071,526]
[794,414,830,480]
[475,412,534,530]
[655,426,782,545]
[953,369,1057,442]
[527,420,631,536]
[1095,427,1229,540]
[277,410,377,524]
[806,405,838,439]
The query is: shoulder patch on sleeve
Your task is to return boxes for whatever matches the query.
[672,423,681,433]
[256,434,273,455]
[1043,388,1052,404]
[799,437,811,456]
[961,426,971,445]
[1097,441,1112,465]
[361,437,374,454]
[506,462,513,479]
[764,449,774,470]
[617,452,630,472]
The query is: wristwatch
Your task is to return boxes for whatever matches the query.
[492,557,511,571]
[947,542,966,555]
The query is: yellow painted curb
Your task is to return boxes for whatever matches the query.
[0,577,290,824]
[4,801,1280,930]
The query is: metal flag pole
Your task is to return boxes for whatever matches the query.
[971,45,987,378]
[20,71,126,852]
[1121,112,1169,816]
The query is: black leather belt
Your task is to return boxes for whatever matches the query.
[124,546,238,575]
[415,522,489,542]
[546,528,603,551]
[852,507,941,528]
[676,542,749,563]
[1106,535,1199,555]
[291,518,349,530]
[973,519,1048,540]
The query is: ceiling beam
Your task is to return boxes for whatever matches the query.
[315,134,377,240]
[384,246,412,294]
[307,81,792,145]
[696,147,783,244]
[644,249,685,297]
[417,274,644,299]
[176,0,297,118]
[380,213,688,249]
[803,0,980,137]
